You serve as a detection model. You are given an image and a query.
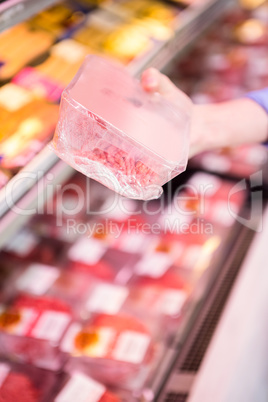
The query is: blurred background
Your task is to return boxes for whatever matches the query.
[0,0,268,401]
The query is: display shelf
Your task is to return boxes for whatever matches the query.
[0,0,58,32]
[0,147,57,218]
[143,217,255,401]
[155,220,258,401]
[0,0,232,244]
[128,0,233,75]
[187,206,268,402]
[0,147,74,248]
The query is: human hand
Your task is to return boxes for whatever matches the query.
[141,68,213,157]
[141,68,201,157]
[141,68,268,157]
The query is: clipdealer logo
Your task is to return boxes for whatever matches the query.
[228,170,263,232]
[4,169,264,235]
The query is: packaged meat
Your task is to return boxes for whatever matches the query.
[60,313,157,388]
[53,371,121,402]
[0,295,72,370]
[67,236,124,280]
[52,55,190,200]
[3,263,92,312]
[80,281,130,319]
[0,84,59,170]
[0,360,56,402]
[12,67,63,103]
[129,272,189,318]
[0,24,54,81]
[171,172,246,228]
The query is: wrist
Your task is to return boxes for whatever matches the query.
[189,104,224,157]
[190,99,268,158]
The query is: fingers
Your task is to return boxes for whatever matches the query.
[141,68,192,108]
[141,68,160,92]
[141,68,177,96]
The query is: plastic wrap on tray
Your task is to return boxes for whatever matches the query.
[162,231,222,272]
[0,359,56,402]
[52,55,190,200]
[67,231,139,281]
[27,3,86,39]
[0,170,9,189]
[29,172,106,243]
[0,84,59,170]
[12,67,64,103]
[166,172,247,229]
[0,24,55,81]
[134,225,222,277]
[60,312,160,389]
[89,196,146,247]
[67,236,116,279]
[189,144,268,179]
[53,371,122,402]
[0,295,73,370]
[2,263,92,311]
[79,280,131,319]
[0,228,40,261]
[101,0,178,42]
[128,272,189,319]
[191,172,245,222]
[37,39,91,87]
[0,227,65,265]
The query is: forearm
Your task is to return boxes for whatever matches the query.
[141,68,268,158]
[190,98,268,157]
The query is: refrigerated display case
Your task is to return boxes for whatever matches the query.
[0,0,267,401]
[0,0,232,247]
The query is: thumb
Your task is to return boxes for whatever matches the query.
[141,68,177,96]
[141,68,192,112]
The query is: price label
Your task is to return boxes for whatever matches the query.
[68,237,106,265]
[0,364,10,389]
[55,372,105,402]
[16,264,60,295]
[135,252,172,277]
[31,311,71,342]
[113,331,150,364]
[0,83,32,112]
[86,284,128,314]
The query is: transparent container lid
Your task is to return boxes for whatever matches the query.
[52,55,190,200]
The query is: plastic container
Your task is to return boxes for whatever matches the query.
[3,263,133,320]
[146,231,221,272]
[0,359,56,402]
[60,312,160,389]
[0,228,40,261]
[190,144,268,179]
[53,371,122,402]
[176,172,246,228]
[80,280,131,320]
[67,235,138,281]
[67,236,119,280]
[3,263,94,312]
[133,250,174,279]
[0,170,9,189]
[0,228,65,265]
[52,55,190,200]
[0,84,59,170]
[0,295,73,370]
[128,272,189,318]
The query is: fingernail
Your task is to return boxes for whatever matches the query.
[145,76,157,87]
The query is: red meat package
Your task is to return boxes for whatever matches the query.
[0,295,72,370]
[51,55,190,200]
[54,372,121,402]
[129,272,189,318]
[60,313,157,388]
[0,360,55,402]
